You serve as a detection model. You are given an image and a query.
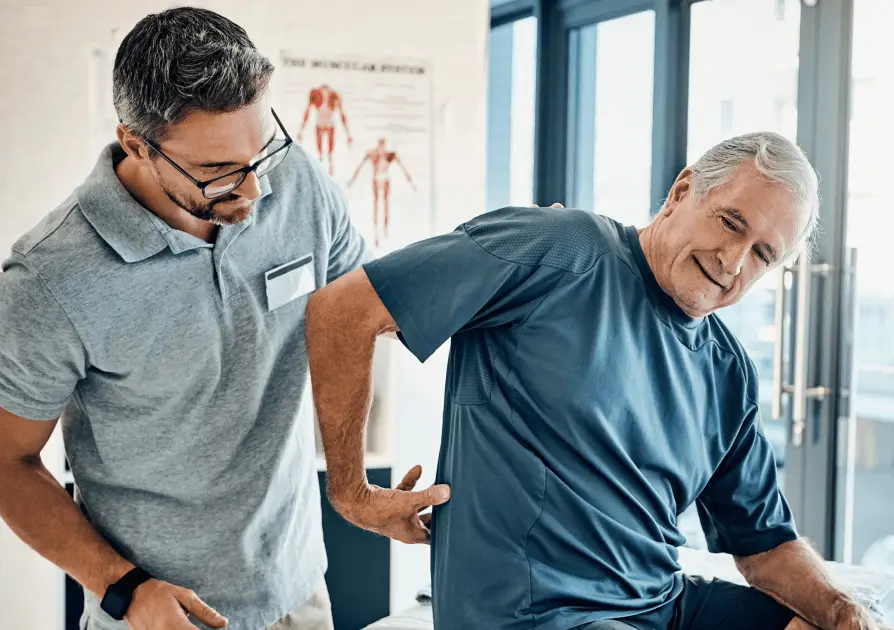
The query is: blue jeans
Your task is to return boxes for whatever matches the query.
[574,575,795,630]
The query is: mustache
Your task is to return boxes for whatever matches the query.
[189,195,245,222]
[210,194,241,207]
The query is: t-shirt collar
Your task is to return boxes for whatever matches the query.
[77,143,272,263]
[624,224,702,328]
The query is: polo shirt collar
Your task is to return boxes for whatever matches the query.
[77,143,272,263]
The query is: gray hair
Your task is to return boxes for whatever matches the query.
[690,132,821,257]
[113,7,274,145]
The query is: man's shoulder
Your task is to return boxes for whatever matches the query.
[268,144,339,210]
[461,207,627,274]
[273,142,319,182]
[263,144,367,262]
[3,195,113,317]
[10,195,108,280]
[704,314,760,403]
[13,195,79,256]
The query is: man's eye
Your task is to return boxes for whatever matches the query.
[754,248,769,264]
[721,217,737,231]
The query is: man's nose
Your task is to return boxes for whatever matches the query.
[234,172,263,201]
[717,242,749,277]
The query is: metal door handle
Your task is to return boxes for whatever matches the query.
[772,267,789,422]
[791,251,812,446]
[778,253,834,447]
[838,247,859,563]
[839,248,860,417]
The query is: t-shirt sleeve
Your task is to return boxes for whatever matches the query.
[696,407,798,557]
[363,211,571,363]
[0,254,87,420]
[316,160,371,283]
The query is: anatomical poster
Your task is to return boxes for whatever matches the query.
[278,52,433,252]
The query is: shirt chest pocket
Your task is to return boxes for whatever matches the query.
[264,254,316,312]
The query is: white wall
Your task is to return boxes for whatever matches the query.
[0,0,488,626]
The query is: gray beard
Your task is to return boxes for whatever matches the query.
[160,183,248,226]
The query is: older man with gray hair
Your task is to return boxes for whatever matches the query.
[0,7,371,630]
[307,132,890,629]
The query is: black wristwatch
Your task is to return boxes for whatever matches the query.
[100,567,152,620]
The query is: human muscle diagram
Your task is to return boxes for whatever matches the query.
[280,53,432,252]
[348,139,415,247]
[297,85,352,175]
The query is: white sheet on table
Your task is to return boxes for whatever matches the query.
[362,547,894,629]
[363,603,433,630]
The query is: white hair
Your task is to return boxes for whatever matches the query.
[689,132,821,258]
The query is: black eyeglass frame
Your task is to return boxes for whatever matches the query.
[140,108,293,199]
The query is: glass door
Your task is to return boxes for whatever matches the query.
[834,0,894,575]
[488,16,538,209]
[566,10,655,225]
[677,0,802,548]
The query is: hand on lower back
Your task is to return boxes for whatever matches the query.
[125,578,227,630]
[330,465,450,544]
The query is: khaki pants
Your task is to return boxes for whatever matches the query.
[264,582,334,630]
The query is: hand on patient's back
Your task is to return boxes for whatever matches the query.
[125,578,227,630]
[332,465,450,545]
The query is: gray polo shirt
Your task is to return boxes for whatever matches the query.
[0,143,369,629]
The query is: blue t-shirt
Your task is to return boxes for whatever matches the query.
[364,207,797,630]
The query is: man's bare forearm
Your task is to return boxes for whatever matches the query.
[306,278,393,505]
[305,271,449,545]
[736,538,860,628]
[0,458,133,598]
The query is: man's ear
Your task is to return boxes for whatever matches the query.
[663,167,693,216]
[116,123,149,163]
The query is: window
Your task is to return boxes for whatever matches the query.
[837,0,894,569]
[567,11,655,226]
[487,17,537,209]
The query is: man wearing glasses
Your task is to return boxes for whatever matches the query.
[0,7,377,630]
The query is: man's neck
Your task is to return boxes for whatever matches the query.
[114,157,216,243]
[637,221,658,276]
[637,218,704,320]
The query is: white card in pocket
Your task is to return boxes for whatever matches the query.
[265,254,316,312]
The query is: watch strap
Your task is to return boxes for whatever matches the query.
[100,567,152,620]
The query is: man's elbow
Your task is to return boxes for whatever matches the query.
[734,538,801,584]
[307,269,397,354]
[734,552,761,584]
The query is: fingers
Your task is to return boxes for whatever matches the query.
[406,514,432,545]
[419,512,432,528]
[341,480,448,546]
[409,484,450,511]
[175,589,228,628]
[528,203,565,209]
[396,465,423,492]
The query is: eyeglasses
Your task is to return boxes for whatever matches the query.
[142,108,293,199]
